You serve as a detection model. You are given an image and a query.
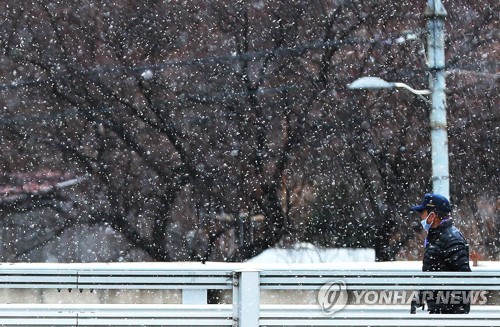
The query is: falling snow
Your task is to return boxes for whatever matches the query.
[0,0,497,265]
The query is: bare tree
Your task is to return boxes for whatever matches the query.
[0,0,497,262]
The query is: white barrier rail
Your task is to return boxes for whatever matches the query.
[0,261,498,326]
[0,304,499,326]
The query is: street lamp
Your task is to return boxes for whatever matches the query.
[348,76,449,199]
[347,0,450,200]
[347,77,430,102]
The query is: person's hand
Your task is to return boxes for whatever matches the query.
[410,292,425,314]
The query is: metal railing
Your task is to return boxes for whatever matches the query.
[0,261,498,326]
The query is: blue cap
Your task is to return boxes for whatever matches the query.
[409,193,452,213]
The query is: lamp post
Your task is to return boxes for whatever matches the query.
[425,0,449,199]
[347,0,449,199]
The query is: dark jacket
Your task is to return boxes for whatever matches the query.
[422,218,471,314]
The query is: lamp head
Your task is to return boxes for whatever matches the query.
[347,77,395,90]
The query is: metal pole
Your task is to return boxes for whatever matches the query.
[233,269,260,327]
[425,0,449,199]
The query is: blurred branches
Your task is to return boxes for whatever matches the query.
[0,0,497,262]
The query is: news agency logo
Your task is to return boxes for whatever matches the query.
[317,280,489,316]
[317,280,348,315]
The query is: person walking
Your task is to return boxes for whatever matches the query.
[409,193,471,314]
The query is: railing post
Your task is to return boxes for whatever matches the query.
[232,269,260,327]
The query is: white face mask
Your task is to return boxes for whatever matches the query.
[421,212,433,232]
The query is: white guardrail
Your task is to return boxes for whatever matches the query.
[0,261,498,326]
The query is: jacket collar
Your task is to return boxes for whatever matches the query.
[428,218,453,237]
